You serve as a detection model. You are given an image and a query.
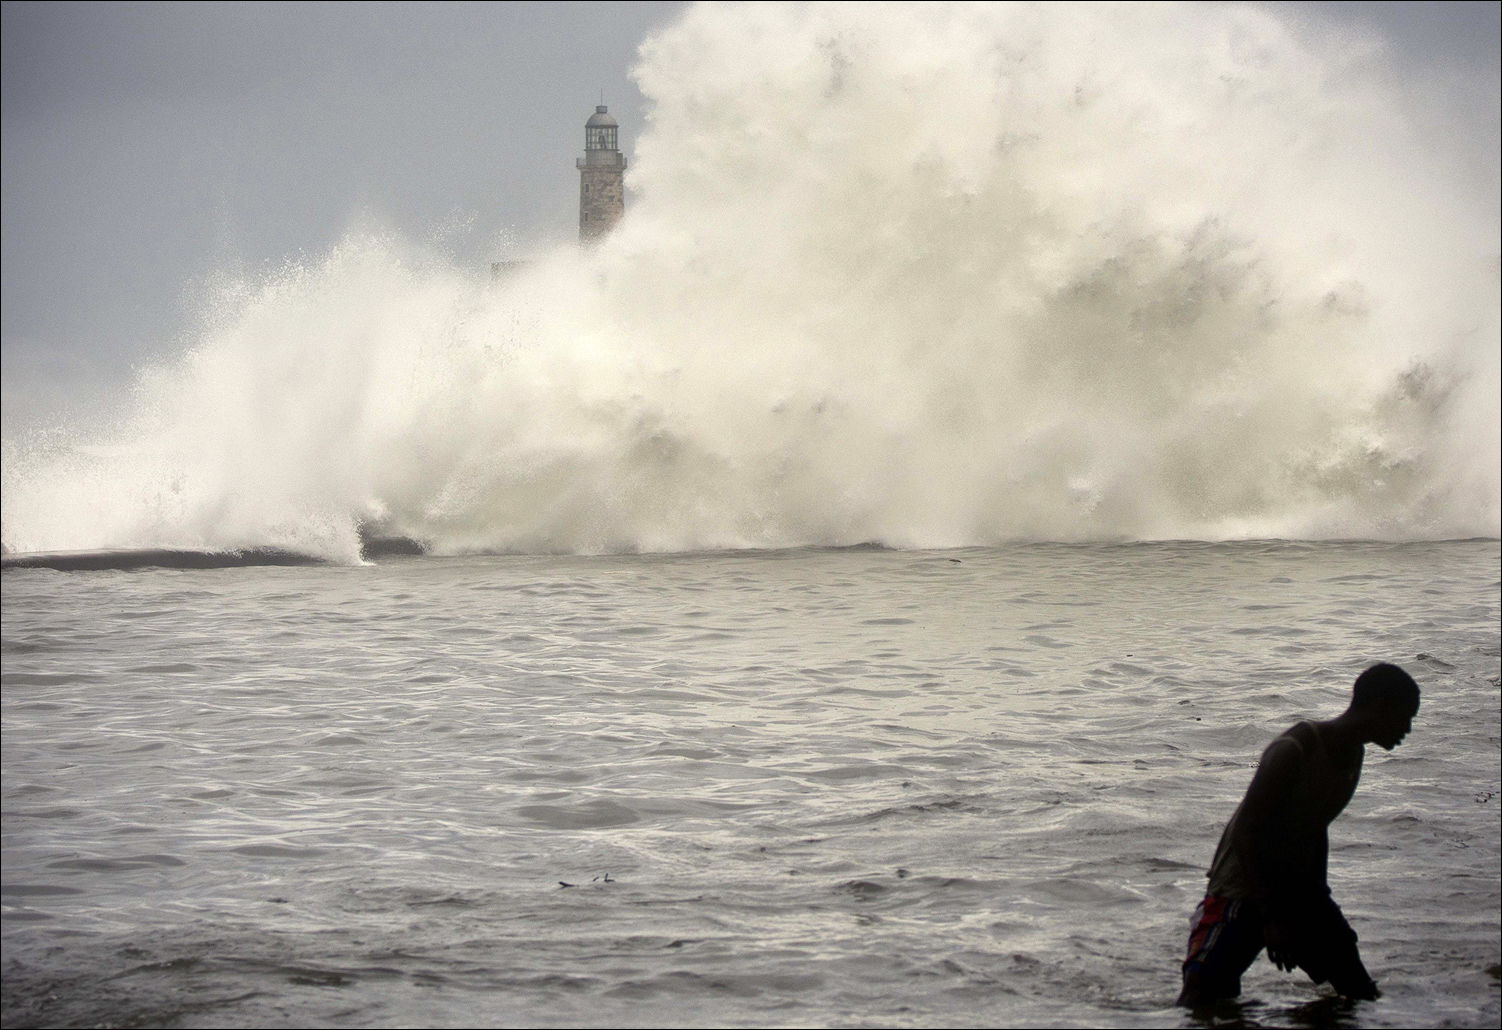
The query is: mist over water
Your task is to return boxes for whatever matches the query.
[4,2,1498,561]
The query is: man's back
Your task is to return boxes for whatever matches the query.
[1207,720,1362,904]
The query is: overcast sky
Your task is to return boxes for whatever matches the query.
[2,1,687,430]
[3,2,1498,434]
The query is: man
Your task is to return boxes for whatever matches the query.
[1177,662,1420,1007]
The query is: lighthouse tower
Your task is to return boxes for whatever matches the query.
[577,104,626,242]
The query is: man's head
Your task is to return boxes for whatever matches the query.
[1351,663,1420,749]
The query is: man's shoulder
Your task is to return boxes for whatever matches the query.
[1259,721,1318,766]
[1279,720,1321,749]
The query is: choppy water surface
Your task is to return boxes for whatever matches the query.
[3,541,1499,1028]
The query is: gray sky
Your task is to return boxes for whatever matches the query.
[3,1,1498,434]
[2,1,686,429]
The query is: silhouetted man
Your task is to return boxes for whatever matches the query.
[1177,663,1420,1007]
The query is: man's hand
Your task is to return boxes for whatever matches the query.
[1265,919,1299,971]
[1268,910,1382,1000]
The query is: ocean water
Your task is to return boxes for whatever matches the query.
[3,540,1498,1028]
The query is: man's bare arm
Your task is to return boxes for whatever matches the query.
[1229,736,1305,968]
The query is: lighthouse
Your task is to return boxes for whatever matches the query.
[577,104,626,242]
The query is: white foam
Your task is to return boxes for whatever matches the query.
[4,3,1497,559]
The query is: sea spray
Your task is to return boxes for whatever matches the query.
[3,2,1497,559]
